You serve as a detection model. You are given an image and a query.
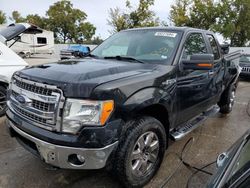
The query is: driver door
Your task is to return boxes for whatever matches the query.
[176,32,214,125]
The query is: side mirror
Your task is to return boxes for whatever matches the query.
[216,152,228,168]
[221,44,229,55]
[182,54,214,70]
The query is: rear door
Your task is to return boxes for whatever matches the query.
[205,34,224,103]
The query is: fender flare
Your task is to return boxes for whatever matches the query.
[123,87,173,116]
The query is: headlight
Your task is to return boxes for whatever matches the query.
[62,99,114,134]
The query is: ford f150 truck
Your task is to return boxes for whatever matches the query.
[6,27,241,187]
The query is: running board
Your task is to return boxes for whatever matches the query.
[170,106,219,141]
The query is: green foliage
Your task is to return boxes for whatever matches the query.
[25,14,48,29]
[170,0,250,46]
[169,0,190,27]
[77,22,96,42]
[46,0,96,43]
[0,10,6,24]
[170,0,218,29]
[85,36,103,45]
[107,0,160,33]
[215,0,250,46]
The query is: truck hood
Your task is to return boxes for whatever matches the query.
[16,58,160,98]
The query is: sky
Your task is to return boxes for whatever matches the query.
[0,0,175,39]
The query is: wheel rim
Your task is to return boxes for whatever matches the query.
[130,131,159,177]
[0,90,6,113]
[229,90,236,109]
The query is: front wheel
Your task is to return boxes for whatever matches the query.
[114,116,166,188]
[219,84,236,114]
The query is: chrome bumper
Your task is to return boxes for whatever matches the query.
[8,120,118,169]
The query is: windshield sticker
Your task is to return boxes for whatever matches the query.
[155,32,177,37]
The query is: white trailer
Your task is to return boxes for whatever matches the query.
[0,23,55,58]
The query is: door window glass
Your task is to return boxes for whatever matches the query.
[207,34,220,60]
[181,33,207,60]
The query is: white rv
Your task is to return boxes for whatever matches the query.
[0,23,54,58]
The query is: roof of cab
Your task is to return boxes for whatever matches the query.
[123,26,214,34]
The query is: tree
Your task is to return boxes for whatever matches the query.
[0,10,6,24]
[46,0,96,43]
[25,14,48,29]
[215,0,250,46]
[91,36,103,45]
[10,11,25,23]
[107,0,160,33]
[170,0,250,46]
[170,0,218,29]
[77,22,96,42]
[169,0,190,27]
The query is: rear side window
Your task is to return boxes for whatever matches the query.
[181,33,207,60]
[37,37,47,44]
[207,34,220,60]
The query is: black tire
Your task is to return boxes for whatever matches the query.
[114,116,167,188]
[0,86,7,117]
[218,84,236,114]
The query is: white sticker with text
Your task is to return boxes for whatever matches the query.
[155,32,177,37]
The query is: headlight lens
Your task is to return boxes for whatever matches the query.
[62,99,114,134]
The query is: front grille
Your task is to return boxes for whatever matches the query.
[9,76,63,131]
[242,67,250,72]
[12,91,55,112]
[32,99,55,112]
[14,105,47,124]
[15,78,52,96]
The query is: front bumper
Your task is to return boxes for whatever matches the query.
[240,71,250,77]
[7,119,118,169]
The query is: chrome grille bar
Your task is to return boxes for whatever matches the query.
[242,67,250,72]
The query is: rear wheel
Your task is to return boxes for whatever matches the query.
[25,52,31,58]
[0,86,7,117]
[219,84,236,114]
[114,116,166,188]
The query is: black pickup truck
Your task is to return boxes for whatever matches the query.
[6,27,241,187]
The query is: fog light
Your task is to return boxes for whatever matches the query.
[68,154,85,166]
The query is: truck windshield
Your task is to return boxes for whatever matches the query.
[92,29,182,64]
[240,55,250,63]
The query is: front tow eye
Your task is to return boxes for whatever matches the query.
[68,154,85,166]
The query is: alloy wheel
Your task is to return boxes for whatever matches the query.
[130,131,159,177]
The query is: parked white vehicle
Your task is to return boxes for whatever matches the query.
[0,23,54,58]
[0,24,33,116]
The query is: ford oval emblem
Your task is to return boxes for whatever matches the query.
[16,95,26,104]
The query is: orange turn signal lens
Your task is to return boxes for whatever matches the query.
[100,100,114,125]
[197,63,213,67]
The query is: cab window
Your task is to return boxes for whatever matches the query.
[181,33,207,60]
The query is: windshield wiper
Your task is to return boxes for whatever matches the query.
[104,56,145,64]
